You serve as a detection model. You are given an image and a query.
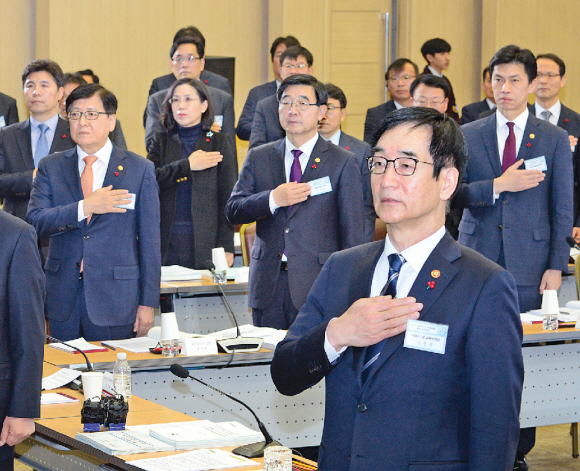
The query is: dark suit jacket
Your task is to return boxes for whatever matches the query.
[531,103,580,226]
[363,99,397,144]
[271,233,524,471]
[148,129,236,268]
[0,92,19,128]
[0,117,74,219]
[249,94,284,149]
[422,65,460,122]
[0,211,45,462]
[455,112,573,305]
[337,132,375,242]
[225,136,365,311]
[110,119,127,150]
[237,80,277,141]
[460,99,492,125]
[26,145,161,327]
[145,87,237,166]
[144,71,232,127]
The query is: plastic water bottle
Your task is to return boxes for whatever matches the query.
[113,352,131,400]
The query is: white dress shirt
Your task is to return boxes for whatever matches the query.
[77,139,113,221]
[323,129,341,146]
[486,98,496,110]
[496,108,528,164]
[325,226,446,362]
[30,113,59,161]
[534,100,561,125]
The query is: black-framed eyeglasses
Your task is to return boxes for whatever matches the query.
[367,156,434,176]
[172,55,201,64]
[68,111,109,120]
[278,100,318,112]
[326,105,343,112]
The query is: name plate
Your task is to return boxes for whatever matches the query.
[182,337,218,357]
[404,319,448,354]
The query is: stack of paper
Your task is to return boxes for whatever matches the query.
[100,337,158,353]
[205,324,287,350]
[41,392,79,405]
[42,368,81,390]
[146,420,263,450]
[48,337,108,353]
[161,265,202,282]
[131,448,259,471]
[75,430,174,455]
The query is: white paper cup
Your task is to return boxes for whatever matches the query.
[81,371,104,400]
[541,290,559,314]
[212,247,229,272]
[160,312,180,341]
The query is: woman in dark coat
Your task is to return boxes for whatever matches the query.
[148,78,236,269]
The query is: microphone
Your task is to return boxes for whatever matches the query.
[205,260,263,353]
[45,334,94,371]
[567,236,580,251]
[170,363,280,458]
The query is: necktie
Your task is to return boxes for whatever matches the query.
[540,110,553,124]
[502,122,516,173]
[361,253,406,383]
[80,156,98,272]
[34,123,49,167]
[290,149,303,183]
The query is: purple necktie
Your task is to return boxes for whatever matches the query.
[502,122,516,173]
[290,149,303,183]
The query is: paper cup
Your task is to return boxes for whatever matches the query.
[160,312,180,341]
[81,371,104,400]
[212,247,229,272]
[541,290,559,314]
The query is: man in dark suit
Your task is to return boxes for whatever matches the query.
[271,107,524,470]
[363,58,418,144]
[236,36,300,141]
[0,60,74,220]
[0,212,44,471]
[249,46,314,149]
[27,84,161,342]
[145,37,236,158]
[455,45,573,470]
[226,74,364,329]
[319,83,375,242]
[532,53,580,237]
[460,66,496,124]
[0,92,18,128]
[420,38,460,122]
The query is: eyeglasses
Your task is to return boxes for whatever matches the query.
[68,111,109,120]
[387,75,416,83]
[282,63,308,71]
[169,96,200,105]
[326,105,343,112]
[367,156,434,176]
[172,55,201,64]
[279,100,318,112]
[413,98,445,107]
[537,72,561,80]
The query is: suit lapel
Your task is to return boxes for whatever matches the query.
[270,139,286,190]
[517,115,540,161]
[102,145,128,189]
[15,120,34,170]
[50,118,71,153]
[481,114,502,177]
[60,148,83,202]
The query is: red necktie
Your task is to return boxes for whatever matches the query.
[502,122,516,172]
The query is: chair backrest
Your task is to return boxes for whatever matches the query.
[574,255,580,299]
[240,222,257,267]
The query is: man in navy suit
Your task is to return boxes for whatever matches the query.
[0,92,18,128]
[363,58,418,144]
[226,74,364,329]
[460,67,496,125]
[271,107,524,470]
[319,83,375,242]
[236,36,300,141]
[27,84,161,342]
[531,53,580,237]
[0,212,44,471]
[249,46,314,149]
[455,45,573,469]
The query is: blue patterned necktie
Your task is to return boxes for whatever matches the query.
[34,123,49,168]
[361,253,406,383]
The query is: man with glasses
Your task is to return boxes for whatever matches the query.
[410,74,450,115]
[249,46,314,149]
[532,53,580,240]
[271,107,524,470]
[364,58,418,144]
[145,37,235,157]
[226,74,364,330]
[27,84,161,342]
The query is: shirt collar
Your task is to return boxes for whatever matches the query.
[383,226,446,274]
[534,99,561,116]
[393,100,406,110]
[427,65,443,77]
[496,107,529,131]
[30,113,59,132]
[77,138,113,166]
[486,98,496,109]
[285,133,319,157]
[322,129,341,146]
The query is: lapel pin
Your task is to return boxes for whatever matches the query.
[311,164,317,169]
[206,138,210,142]
[431,269,440,278]
[427,281,436,290]
[530,134,535,139]
[204,80,208,84]
[345,146,350,151]
[565,118,569,123]
[114,171,119,176]
[526,143,531,147]
[62,134,67,139]
[117,165,123,171]
[207,131,213,137]
[315,158,320,163]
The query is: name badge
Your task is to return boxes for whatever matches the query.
[0,116,5,128]
[115,193,136,210]
[182,337,218,356]
[308,176,332,196]
[404,319,448,354]
[524,156,547,171]
[214,115,224,127]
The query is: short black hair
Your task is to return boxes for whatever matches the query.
[64,73,88,86]
[421,38,451,61]
[482,66,491,81]
[385,58,419,81]
[277,74,327,107]
[161,78,215,133]
[371,107,467,195]
[324,83,346,109]
[279,46,313,67]
[270,36,301,61]
[66,84,117,115]
[170,37,204,59]
[173,26,205,47]
[410,74,450,99]
[76,69,99,84]
[22,59,65,88]
[536,53,566,77]
[489,45,537,83]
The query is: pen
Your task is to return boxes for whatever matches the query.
[101,342,116,351]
